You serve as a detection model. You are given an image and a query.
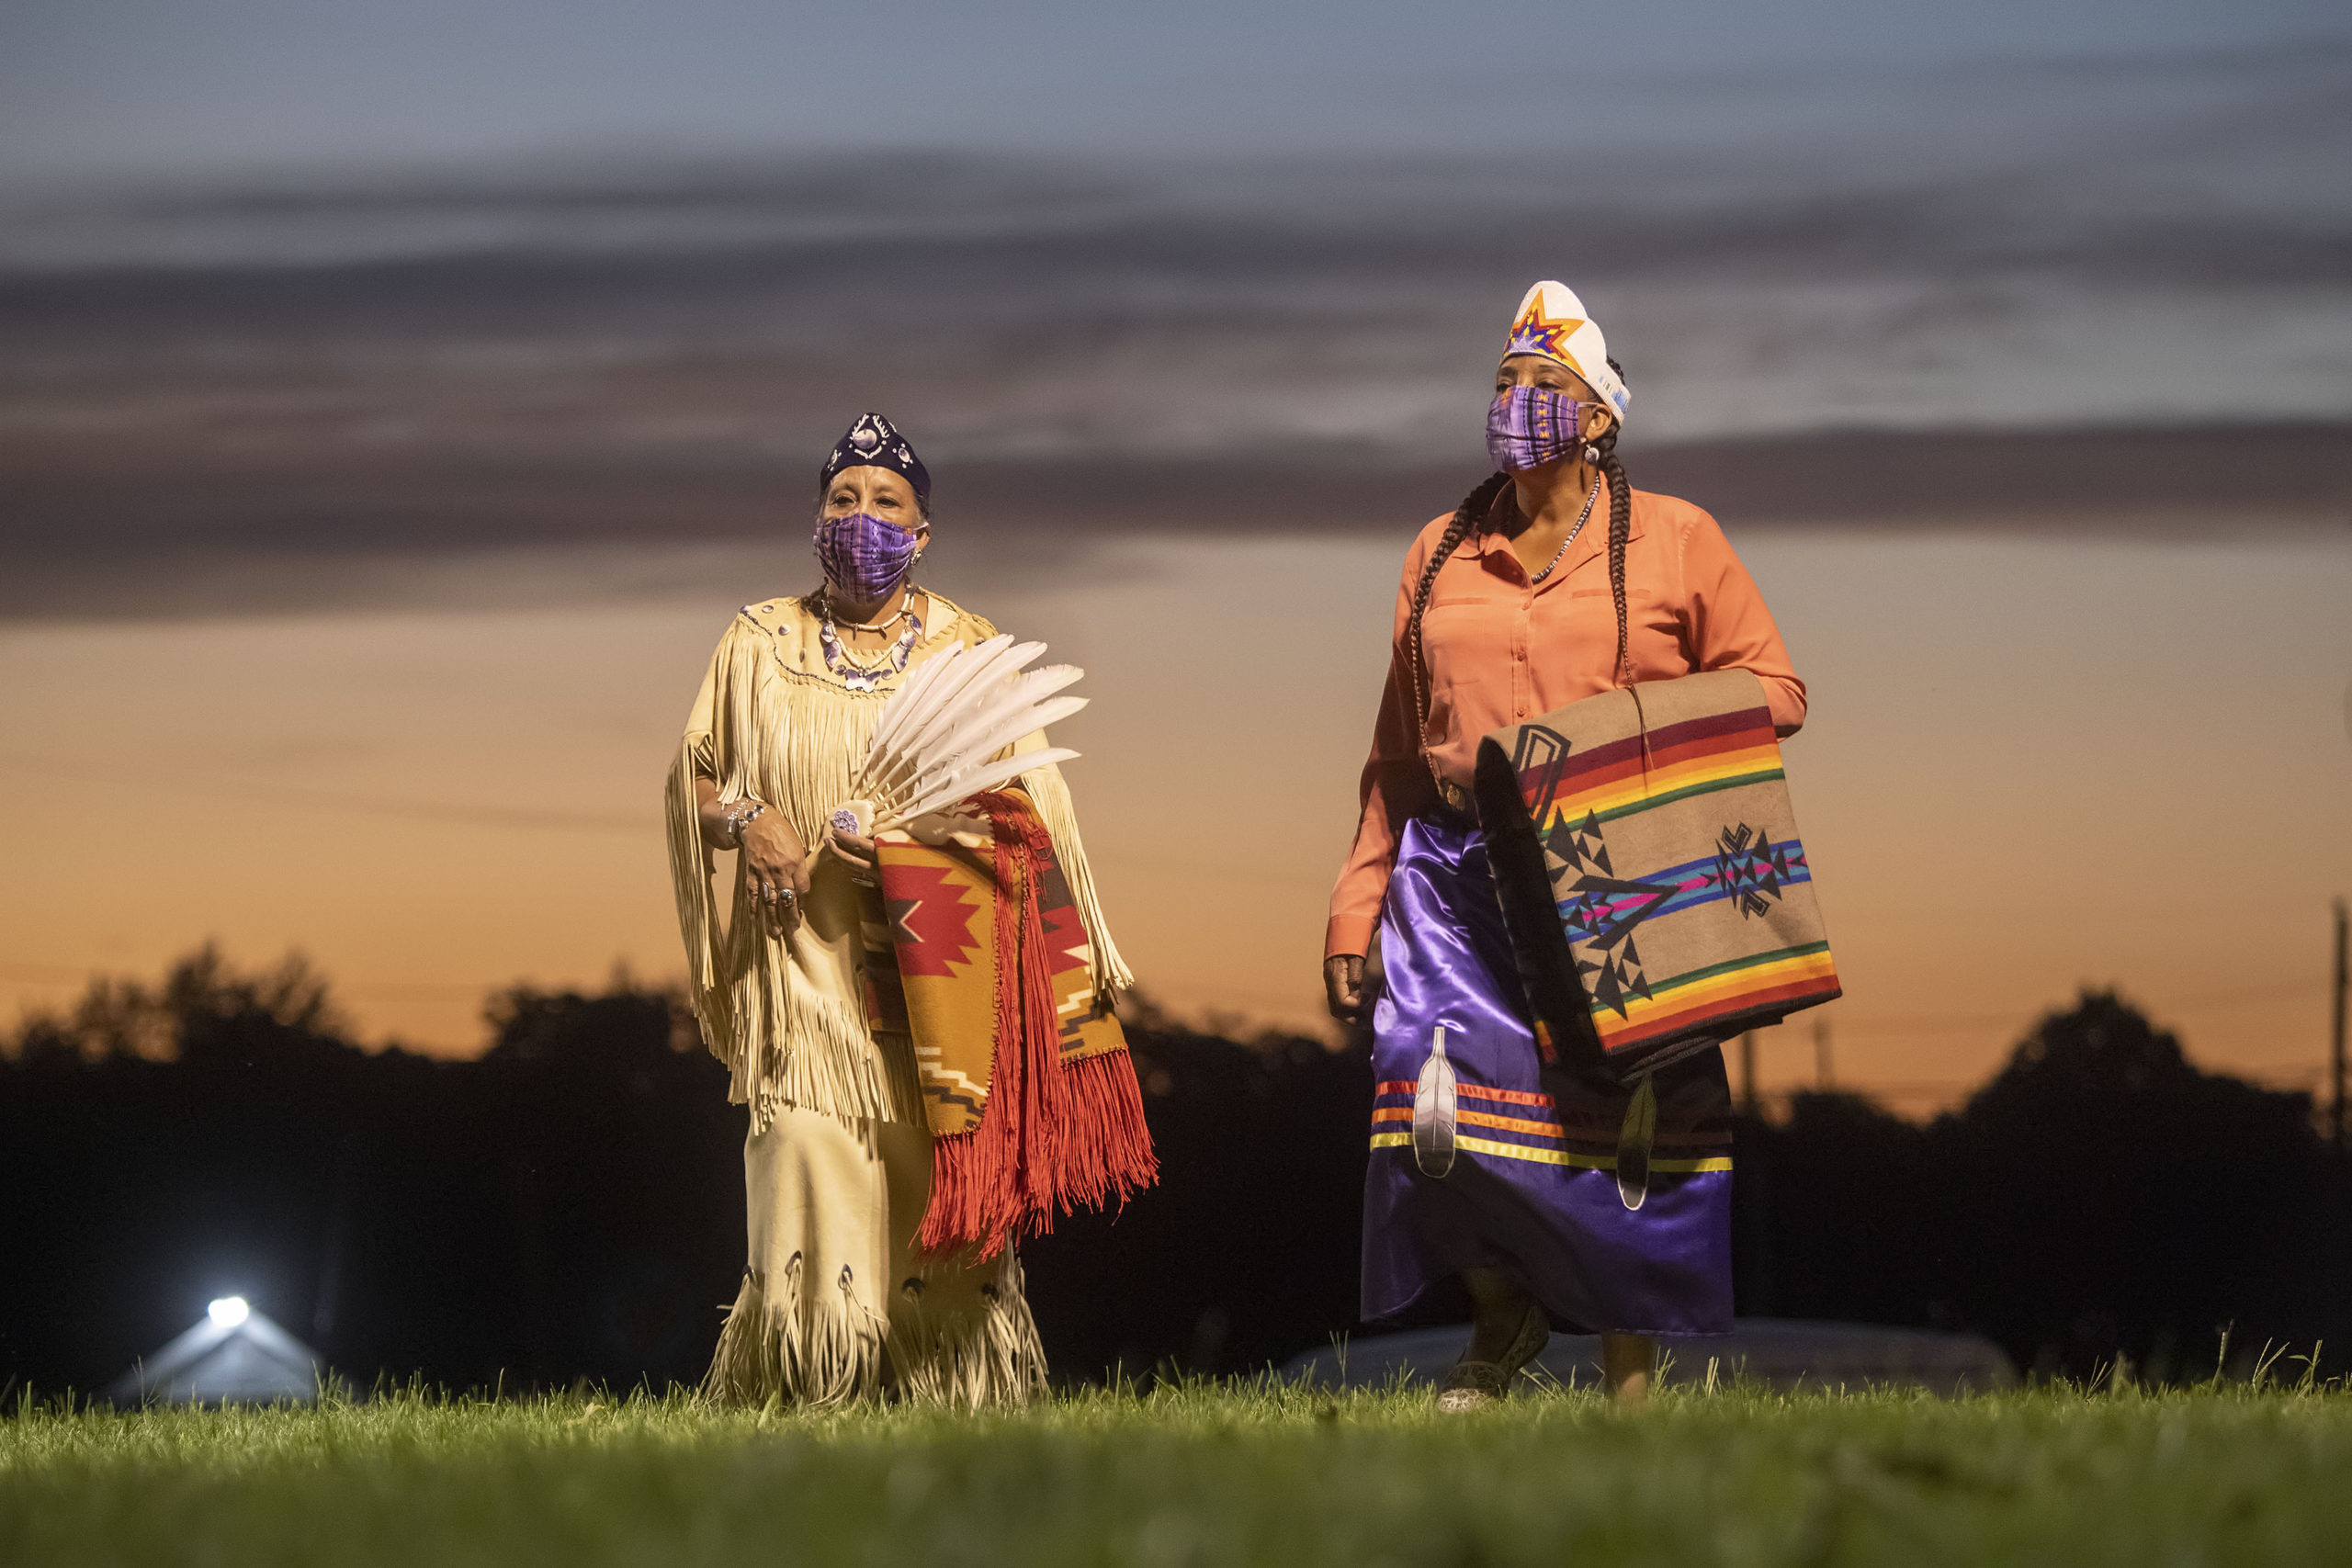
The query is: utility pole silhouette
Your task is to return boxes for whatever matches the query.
[2333,897,2346,1150]
[1814,1016,1833,1090]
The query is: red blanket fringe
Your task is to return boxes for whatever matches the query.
[915,798,1157,1258]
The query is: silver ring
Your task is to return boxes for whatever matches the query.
[777,888,797,906]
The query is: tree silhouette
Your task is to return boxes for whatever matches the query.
[4,963,2346,1393]
[1933,988,2332,1377]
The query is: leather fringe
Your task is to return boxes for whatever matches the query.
[702,1252,1045,1409]
[666,732,731,1060]
[885,1252,1048,1408]
[669,620,906,1130]
[702,1254,887,1409]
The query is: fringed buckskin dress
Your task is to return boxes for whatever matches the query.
[666,590,1131,1405]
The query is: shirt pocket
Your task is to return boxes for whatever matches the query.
[1563,586,1679,639]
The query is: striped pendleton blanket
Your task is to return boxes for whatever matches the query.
[873,787,1156,1257]
[1473,669,1840,1085]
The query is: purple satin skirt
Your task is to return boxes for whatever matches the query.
[1363,812,1736,1336]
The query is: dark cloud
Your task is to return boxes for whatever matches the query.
[6,2,2349,177]
[1,46,2345,620]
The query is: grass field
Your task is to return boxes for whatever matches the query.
[6,1371,2351,1567]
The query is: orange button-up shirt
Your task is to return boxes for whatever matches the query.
[1327,486,1807,958]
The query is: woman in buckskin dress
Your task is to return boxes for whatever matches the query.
[666,412,1131,1406]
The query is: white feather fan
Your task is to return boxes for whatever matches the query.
[831,635,1085,838]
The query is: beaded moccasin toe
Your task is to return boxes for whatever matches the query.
[1434,1300,1550,1413]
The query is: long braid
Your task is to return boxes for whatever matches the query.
[1596,355,1634,686]
[1408,471,1510,796]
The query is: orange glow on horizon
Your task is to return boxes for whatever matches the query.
[2,526,2346,1118]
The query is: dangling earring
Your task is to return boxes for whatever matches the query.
[1584,443,1601,466]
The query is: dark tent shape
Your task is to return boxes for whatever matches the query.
[107,1304,325,1406]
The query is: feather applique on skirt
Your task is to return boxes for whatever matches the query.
[1412,1026,1459,1178]
[1615,1071,1657,1210]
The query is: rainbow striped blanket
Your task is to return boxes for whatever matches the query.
[1474,669,1840,1084]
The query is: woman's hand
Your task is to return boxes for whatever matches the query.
[830,826,881,886]
[1324,954,1365,1023]
[739,813,811,937]
[695,778,808,935]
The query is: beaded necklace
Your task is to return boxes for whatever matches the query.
[1528,477,1603,584]
[818,591,924,693]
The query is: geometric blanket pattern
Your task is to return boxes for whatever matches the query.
[1475,668,1841,1085]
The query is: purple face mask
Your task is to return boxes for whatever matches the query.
[815,510,922,601]
[1487,385,1589,472]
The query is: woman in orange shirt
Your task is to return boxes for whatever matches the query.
[1325,281,1806,1408]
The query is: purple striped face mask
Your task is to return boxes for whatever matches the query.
[1487,385,1589,472]
[814,511,922,601]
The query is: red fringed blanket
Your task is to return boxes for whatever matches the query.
[873,786,1157,1257]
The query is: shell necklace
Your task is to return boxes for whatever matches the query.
[819,591,923,693]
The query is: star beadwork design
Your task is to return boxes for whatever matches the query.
[1506,299,1586,366]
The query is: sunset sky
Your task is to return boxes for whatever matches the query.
[3,4,2348,1112]
[5,518,2346,1111]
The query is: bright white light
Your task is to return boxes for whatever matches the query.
[207,1296,250,1328]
